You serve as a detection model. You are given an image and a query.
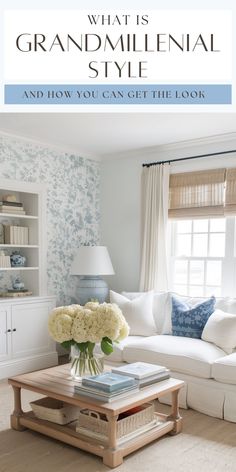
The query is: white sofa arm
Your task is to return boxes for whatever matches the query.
[212,353,236,385]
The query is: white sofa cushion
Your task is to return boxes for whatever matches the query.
[122,291,171,334]
[202,309,236,354]
[122,335,226,379]
[212,353,236,385]
[110,290,156,336]
[94,336,144,363]
[215,298,236,314]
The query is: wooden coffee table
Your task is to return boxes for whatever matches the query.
[8,364,184,468]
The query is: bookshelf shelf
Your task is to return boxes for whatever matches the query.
[0,267,39,271]
[0,213,38,219]
[0,244,39,248]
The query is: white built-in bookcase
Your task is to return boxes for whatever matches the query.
[0,178,47,297]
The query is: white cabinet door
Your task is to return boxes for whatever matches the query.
[11,301,54,359]
[0,305,11,361]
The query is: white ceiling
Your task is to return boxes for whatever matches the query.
[0,113,235,159]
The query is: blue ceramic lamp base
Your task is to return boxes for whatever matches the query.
[77,276,109,306]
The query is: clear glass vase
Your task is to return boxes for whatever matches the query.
[70,346,104,380]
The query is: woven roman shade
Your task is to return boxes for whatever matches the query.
[169,169,226,218]
[225,168,236,215]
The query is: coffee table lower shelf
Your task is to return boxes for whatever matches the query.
[12,411,175,467]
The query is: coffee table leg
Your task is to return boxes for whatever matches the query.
[168,389,183,435]
[103,414,123,468]
[10,386,26,431]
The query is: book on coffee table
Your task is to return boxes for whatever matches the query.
[75,383,137,397]
[138,371,170,387]
[82,372,137,393]
[74,383,139,402]
[112,362,167,379]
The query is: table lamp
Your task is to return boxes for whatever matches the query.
[70,245,114,305]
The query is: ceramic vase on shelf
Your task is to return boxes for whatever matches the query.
[70,345,104,380]
[10,251,26,267]
[12,276,25,290]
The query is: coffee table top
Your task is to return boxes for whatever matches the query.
[9,364,184,416]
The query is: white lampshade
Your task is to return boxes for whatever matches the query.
[70,246,114,276]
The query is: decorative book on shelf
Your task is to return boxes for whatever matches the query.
[0,201,23,207]
[4,225,29,245]
[0,253,11,267]
[0,208,26,215]
[82,372,137,393]
[0,290,33,298]
[0,200,25,214]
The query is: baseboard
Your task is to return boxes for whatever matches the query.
[0,352,58,380]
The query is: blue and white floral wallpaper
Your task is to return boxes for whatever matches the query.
[0,133,100,305]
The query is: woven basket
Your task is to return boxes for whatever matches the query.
[30,397,80,425]
[76,402,154,439]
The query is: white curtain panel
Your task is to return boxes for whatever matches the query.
[140,163,170,291]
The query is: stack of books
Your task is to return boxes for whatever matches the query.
[111,362,170,387]
[0,290,33,298]
[74,372,139,402]
[0,201,26,215]
[4,225,29,245]
[0,253,11,267]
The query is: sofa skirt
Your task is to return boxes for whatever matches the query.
[158,371,236,423]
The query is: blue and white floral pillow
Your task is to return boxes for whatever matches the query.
[171,295,216,339]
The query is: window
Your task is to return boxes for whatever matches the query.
[169,217,236,297]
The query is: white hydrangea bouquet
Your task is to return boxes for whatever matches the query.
[48,301,129,378]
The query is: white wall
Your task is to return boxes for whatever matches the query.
[101,154,143,292]
[101,134,236,292]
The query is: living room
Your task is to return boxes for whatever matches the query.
[0,112,236,471]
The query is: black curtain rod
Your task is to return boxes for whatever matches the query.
[142,149,236,168]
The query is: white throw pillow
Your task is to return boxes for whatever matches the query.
[215,298,236,314]
[201,309,236,354]
[122,291,171,334]
[160,292,173,335]
[110,290,156,336]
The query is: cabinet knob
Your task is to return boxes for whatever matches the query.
[12,328,16,332]
[7,329,11,333]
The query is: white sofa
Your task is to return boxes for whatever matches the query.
[106,292,236,423]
